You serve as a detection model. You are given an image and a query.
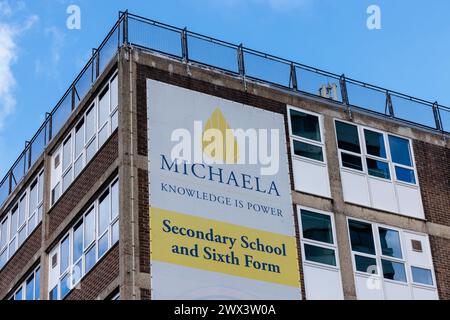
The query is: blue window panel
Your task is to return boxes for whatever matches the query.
[395,166,416,184]
[366,158,390,180]
[411,266,433,285]
[364,129,386,158]
[388,135,412,167]
[355,255,377,274]
[379,228,402,259]
[381,260,407,282]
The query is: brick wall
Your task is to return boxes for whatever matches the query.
[138,168,150,273]
[0,225,42,298]
[65,243,119,300]
[430,236,450,299]
[413,140,450,226]
[48,131,119,237]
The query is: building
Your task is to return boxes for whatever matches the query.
[0,12,449,300]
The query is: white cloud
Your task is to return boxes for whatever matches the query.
[0,0,38,130]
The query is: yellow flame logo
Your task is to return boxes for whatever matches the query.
[202,108,239,164]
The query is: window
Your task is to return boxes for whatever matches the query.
[299,208,337,267]
[9,266,40,300]
[49,178,119,300]
[289,108,325,163]
[50,74,118,206]
[335,120,418,185]
[0,171,44,270]
[348,219,436,290]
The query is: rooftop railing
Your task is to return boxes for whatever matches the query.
[0,11,448,208]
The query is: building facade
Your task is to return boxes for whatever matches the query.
[0,13,449,300]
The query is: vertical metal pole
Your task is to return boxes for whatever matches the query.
[290,63,298,90]
[385,92,395,117]
[237,44,245,76]
[432,102,443,131]
[181,27,189,62]
[123,10,129,45]
[340,74,351,119]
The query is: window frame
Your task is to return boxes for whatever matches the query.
[346,217,437,291]
[0,170,44,270]
[51,73,118,207]
[334,119,419,187]
[50,178,119,300]
[9,266,40,300]
[287,106,327,165]
[298,206,339,270]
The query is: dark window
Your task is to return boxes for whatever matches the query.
[355,255,377,274]
[304,244,336,266]
[349,220,375,255]
[381,259,407,282]
[366,158,390,179]
[364,129,386,158]
[335,121,360,153]
[341,153,363,171]
[293,140,323,162]
[290,110,321,142]
[301,210,333,244]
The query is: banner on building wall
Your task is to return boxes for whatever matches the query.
[147,79,301,300]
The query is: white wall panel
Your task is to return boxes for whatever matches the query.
[355,275,384,300]
[293,159,331,198]
[341,170,370,207]
[303,264,344,300]
[412,287,438,300]
[368,177,397,213]
[396,184,424,219]
[383,282,412,300]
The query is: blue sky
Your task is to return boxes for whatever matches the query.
[0,0,449,177]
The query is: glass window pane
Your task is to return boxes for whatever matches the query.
[111,181,119,220]
[29,181,38,214]
[388,135,412,167]
[98,125,108,147]
[112,221,119,244]
[85,244,96,273]
[98,232,109,258]
[0,249,7,268]
[26,276,34,300]
[86,104,96,141]
[62,170,73,192]
[349,220,375,255]
[84,208,95,248]
[395,166,416,184]
[35,268,40,300]
[18,196,26,227]
[335,121,360,153]
[38,172,44,204]
[60,273,71,299]
[290,110,321,141]
[364,129,386,158]
[49,286,58,300]
[18,227,27,246]
[301,209,333,244]
[15,288,23,300]
[293,140,323,161]
[341,152,363,171]
[74,157,83,177]
[366,158,390,179]
[111,110,118,131]
[98,191,110,236]
[75,119,85,158]
[72,260,82,286]
[28,213,36,235]
[10,208,18,238]
[63,137,72,171]
[110,75,118,111]
[73,221,83,263]
[304,244,336,266]
[379,227,402,259]
[411,266,433,285]
[60,235,70,274]
[355,255,378,274]
[9,237,17,258]
[98,86,109,128]
[86,137,97,163]
[382,259,407,282]
[0,217,8,249]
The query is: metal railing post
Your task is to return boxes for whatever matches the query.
[385,92,394,117]
[123,10,129,45]
[432,102,443,131]
[181,27,189,62]
[290,63,298,90]
[339,74,351,119]
[237,44,245,76]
